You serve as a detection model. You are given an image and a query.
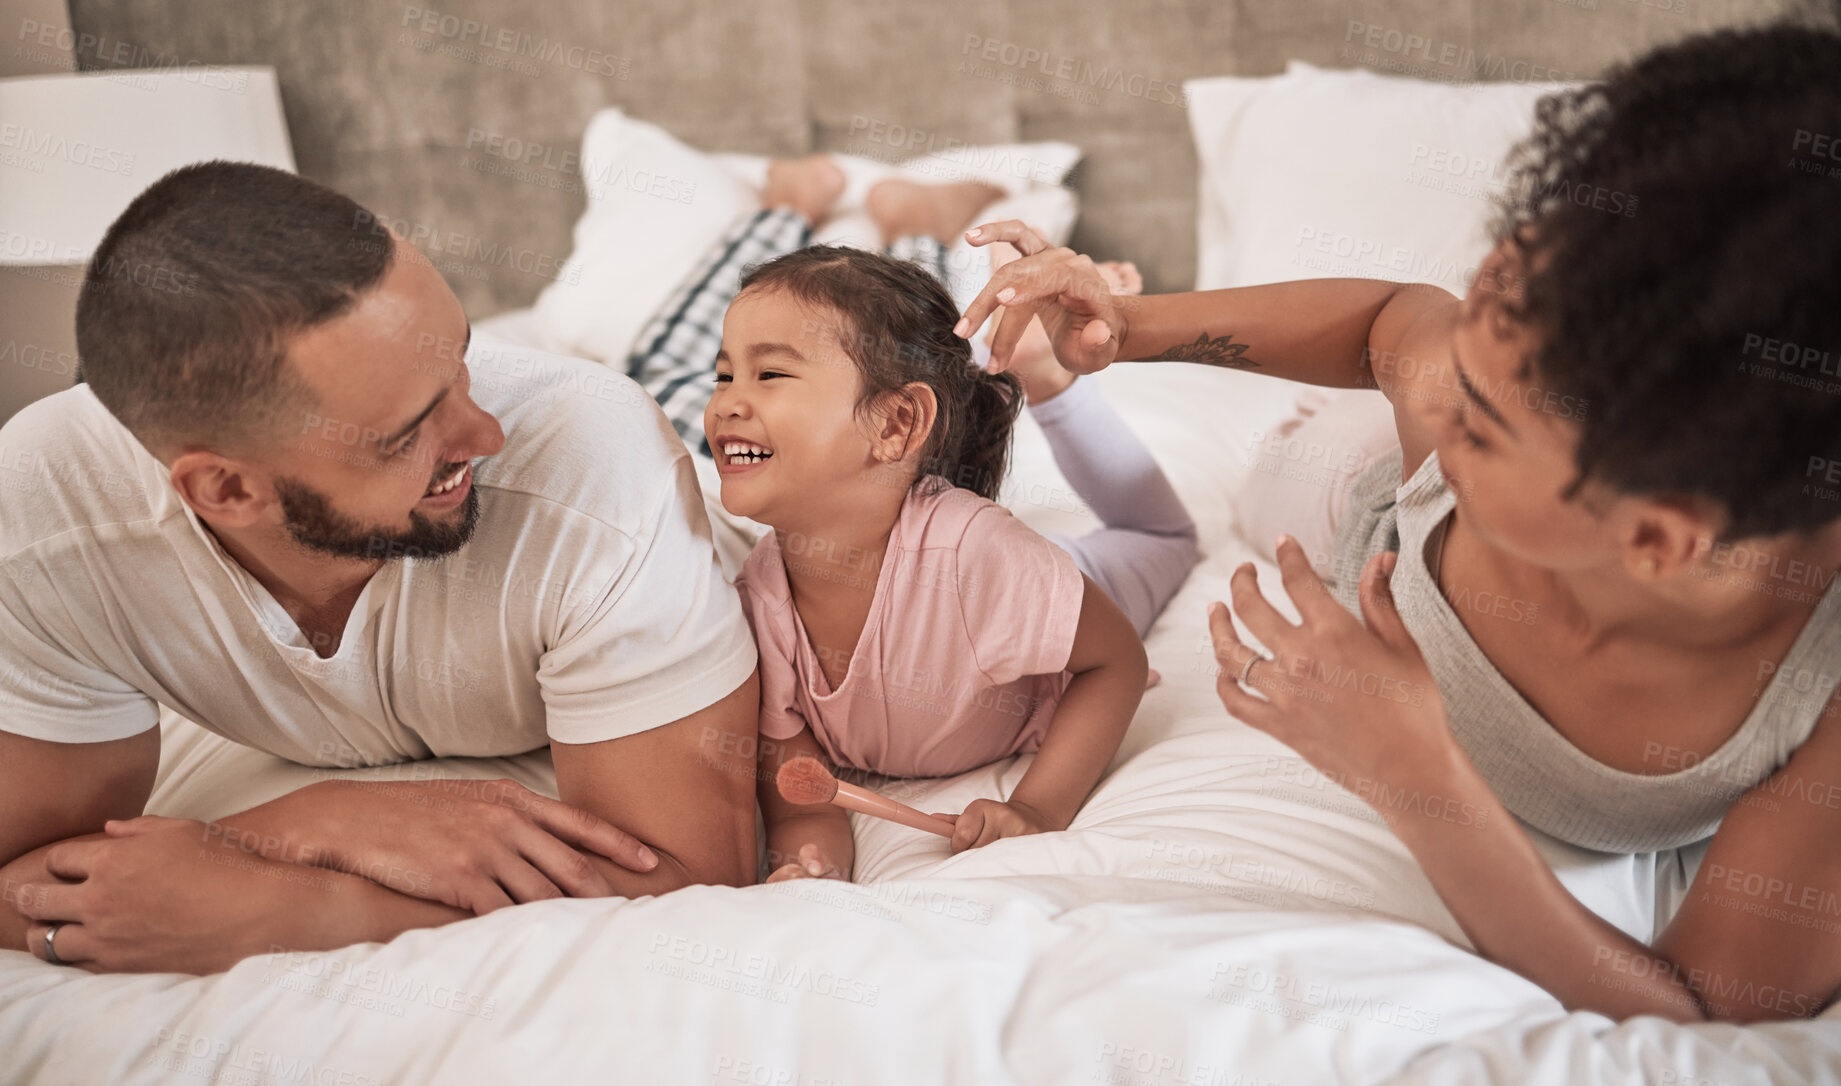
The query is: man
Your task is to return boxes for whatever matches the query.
[0,162,762,974]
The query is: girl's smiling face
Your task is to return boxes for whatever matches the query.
[705,287,923,530]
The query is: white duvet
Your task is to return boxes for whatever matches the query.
[3,349,1836,1086]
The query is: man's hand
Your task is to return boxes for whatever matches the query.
[223,777,660,915]
[14,816,340,974]
[946,799,1054,853]
[955,220,1127,375]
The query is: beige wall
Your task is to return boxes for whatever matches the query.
[1,0,76,77]
[1,0,79,422]
[58,0,1831,315]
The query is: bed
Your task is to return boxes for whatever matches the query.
[5,63,1839,1086]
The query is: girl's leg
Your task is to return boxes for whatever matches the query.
[884,233,951,284]
[985,245,1195,637]
[626,206,812,458]
[870,177,1002,297]
[1030,377,1201,638]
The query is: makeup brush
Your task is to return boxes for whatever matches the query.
[776,757,957,838]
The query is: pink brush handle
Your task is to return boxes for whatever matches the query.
[831,781,956,837]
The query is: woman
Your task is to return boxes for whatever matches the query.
[955,22,1841,1024]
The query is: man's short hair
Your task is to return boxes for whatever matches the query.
[75,161,395,453]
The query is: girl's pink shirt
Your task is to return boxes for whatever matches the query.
[736,480,1085,779]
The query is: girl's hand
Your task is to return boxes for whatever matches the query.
[1207,536,1460,802]
[947,798,1055,853]
[764,842,849,883]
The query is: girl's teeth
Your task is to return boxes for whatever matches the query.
[722,442,773,465]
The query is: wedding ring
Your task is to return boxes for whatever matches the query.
[1238,652,1270,687]
[42,922,66,967]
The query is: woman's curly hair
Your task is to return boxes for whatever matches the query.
[1487,20,1841,540]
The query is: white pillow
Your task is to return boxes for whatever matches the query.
[534,109,1081,366]
[531,110,759,366]
[1185,61,1578,292]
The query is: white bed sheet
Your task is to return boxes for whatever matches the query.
[2,315,1836,1085]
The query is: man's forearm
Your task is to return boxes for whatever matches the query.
[192,782,373,874]
[228,775,754,901]
[1117,279,1410,387]
[4,829,470,971]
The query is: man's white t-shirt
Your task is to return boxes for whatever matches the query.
[0,340,757,765]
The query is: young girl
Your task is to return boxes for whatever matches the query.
[703,244,1196,883]
[621,159,1195,881]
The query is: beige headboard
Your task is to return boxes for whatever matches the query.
[68,0,1830,315]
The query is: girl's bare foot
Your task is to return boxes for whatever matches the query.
[985,239,1143,405]
[866,177,1005,245]
[763,155,846,226]
[1096,260,1143,297]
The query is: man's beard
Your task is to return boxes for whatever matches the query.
[275,476,480,561]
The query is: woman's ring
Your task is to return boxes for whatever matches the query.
[1238,652,1270,687]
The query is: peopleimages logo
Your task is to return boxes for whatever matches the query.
[1341,21,1574,83]
[399,6,627,77]
[0,122,135,175]
[957,35,1187,107]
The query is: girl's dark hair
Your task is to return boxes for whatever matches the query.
[737,246,1023,502]
[1486,21,1841,541]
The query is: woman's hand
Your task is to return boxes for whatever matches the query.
[1207,536,1462,805]
[956,220,1127,375]
[763,842,849,883]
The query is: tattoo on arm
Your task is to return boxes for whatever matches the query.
[1162,332,1259,370]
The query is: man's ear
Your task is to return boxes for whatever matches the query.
[869,383,939,465]
[168,450,270,528]
[1619,495,1724,581]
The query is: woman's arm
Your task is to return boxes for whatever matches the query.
[1111,279,1451,390]
[1213,537,1841,1022]
[951,574,1148,850]
[756,722,854,881]
[957,219,1456,388]
[1647,694,1841,1020]
[1382,742,1841,1022]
